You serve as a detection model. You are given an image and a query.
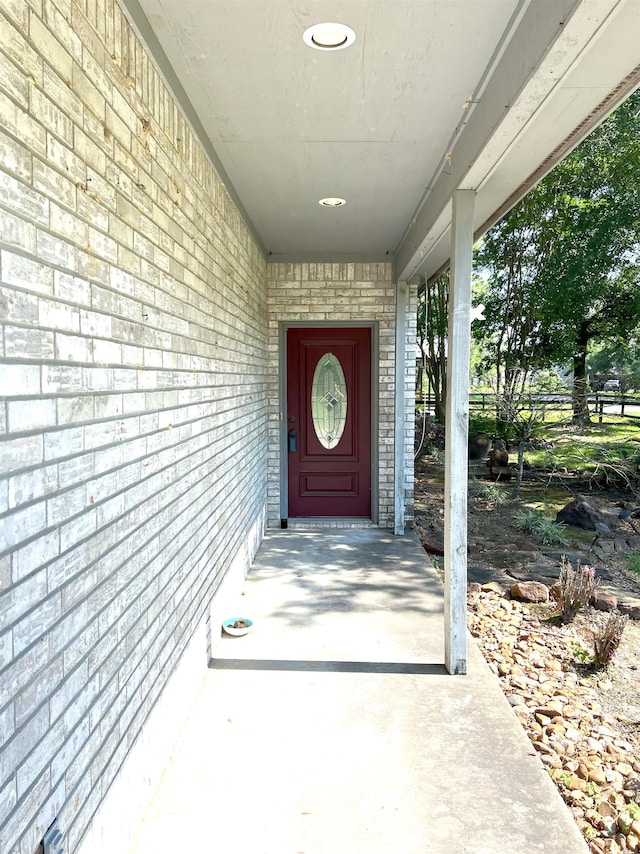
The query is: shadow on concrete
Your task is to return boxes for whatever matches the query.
[243,529,444,630]
[209,657,447,674]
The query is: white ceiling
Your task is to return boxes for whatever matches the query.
[123,0,640,280]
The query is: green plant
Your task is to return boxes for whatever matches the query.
[626,553,640,575]
[513,508,544,531]
[424,445,445,465]
[548,768,573,788]
[469,478,508,506]
[468,413,499,437]
[618,803,640,834]
[523,419,640,476]
[513,508,569,545]
[592,613,628,669]
[585,781,601,798]
[569,638,594,664]
[586,445,640,493]
[534,519,570,546]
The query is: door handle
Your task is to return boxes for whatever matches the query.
[288,430,297,452]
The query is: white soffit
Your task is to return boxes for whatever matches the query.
[122,0,640,277]
[123,0,522,259]
[399,0,640,282]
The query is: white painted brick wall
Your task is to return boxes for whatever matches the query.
[0,2,268,853]
[266,262,413,530]
[404,283,417,523]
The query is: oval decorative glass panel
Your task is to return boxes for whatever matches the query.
[311,353,347,449]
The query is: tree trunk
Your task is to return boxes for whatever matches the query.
[424,274,449,425]
[572,320,591,424]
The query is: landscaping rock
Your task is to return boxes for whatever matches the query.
[467,565,510,589]
[596,541,616,556]
[468,588,640,854]
[509,581,549,603]
[421,538,444,556]
[468,432,491,460]
[590,592,618,613]
[481,581,507,595]
[618,602,640,620]
[515,540,539,552]
[556,496,620,532]
[546,550,589,567]
[550,584,566,604]
[510,565,561,583]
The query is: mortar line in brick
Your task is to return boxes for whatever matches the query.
[0,382,264,438]
[3,575,204,847]
[0,466,257,732]
[0,412,265,564]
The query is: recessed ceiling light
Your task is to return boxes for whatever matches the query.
[303,23,356,51]
[319,197,347,207]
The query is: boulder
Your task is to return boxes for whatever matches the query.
[618,602,640,620]
[509,581,549,603]
[515,540,538,552]
[468,432,491,460]
[556,496,616,531]
[590,591,618,612]
[421,535,444,556]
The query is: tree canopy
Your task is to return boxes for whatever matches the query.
[472,89,640,422]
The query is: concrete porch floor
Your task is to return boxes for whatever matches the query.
[128,529,587,853]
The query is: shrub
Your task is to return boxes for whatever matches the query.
[535,519,570,546]
[513,508,569,545]
[626,553,640,575]
[469,478,508,506]
[593,613,628,669]
[554,558,599,624]
[513,508,544,531]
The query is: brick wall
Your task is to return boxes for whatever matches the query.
[0,1,268,852]
[266,263,414,530]
[403,282,417,523]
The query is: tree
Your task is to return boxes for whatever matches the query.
[474,89,640,424]
[474,189,560,411]
[588,334,640,392]
[418,271,449,423]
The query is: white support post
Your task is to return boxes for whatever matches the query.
[444,189,475,675]
[394,279,408,535]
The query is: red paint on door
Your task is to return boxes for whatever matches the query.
[287,327,371,517]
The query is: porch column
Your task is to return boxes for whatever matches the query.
[394,279,408,535]
[444,189,475,675]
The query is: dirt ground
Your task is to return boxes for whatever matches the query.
[413,450,640,755]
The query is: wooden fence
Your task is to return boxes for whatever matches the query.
[415,391,640,422]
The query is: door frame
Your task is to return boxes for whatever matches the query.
[279,321,379,524]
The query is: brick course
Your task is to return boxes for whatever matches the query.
[0,1,267,851]
[0,1,416,851]
[266,263,415,530]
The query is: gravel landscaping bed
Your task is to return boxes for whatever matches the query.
[468,585,640,853]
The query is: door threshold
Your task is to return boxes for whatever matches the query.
[286,517,377,530]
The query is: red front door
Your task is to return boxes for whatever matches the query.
[287,327,371,517]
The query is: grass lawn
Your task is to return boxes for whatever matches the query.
[527,417,640,473]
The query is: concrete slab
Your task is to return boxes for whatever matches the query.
[129,529,588,853]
